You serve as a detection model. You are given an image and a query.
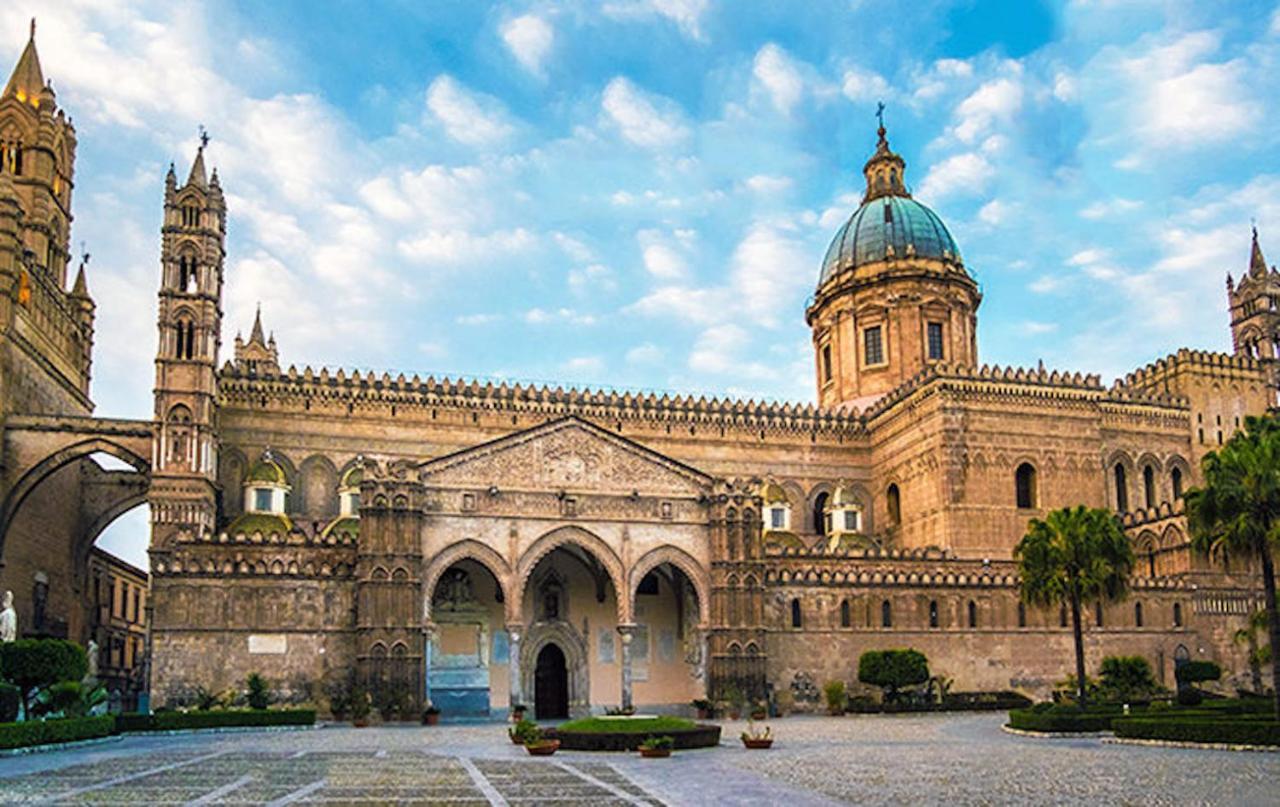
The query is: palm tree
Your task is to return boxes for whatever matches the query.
[1233,608,1271,695]
[1186,414,1280,719]
[1016,505,1134,709]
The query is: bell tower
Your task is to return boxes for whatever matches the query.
[1227,227,1280,401]
[149,139,225,551]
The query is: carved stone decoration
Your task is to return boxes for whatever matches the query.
[0,591,16,642]
[433,568,476,611]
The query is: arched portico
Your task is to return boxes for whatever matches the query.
[514,525,627,622]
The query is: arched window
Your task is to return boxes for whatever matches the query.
[881,599,892,628]
[1114,463,1128,512]
[1134,602,1144,628]
[886,484,901,526]
[174,319,195,360]
[1143,465,1156,509]
[1173,602,1183,628]
[1171,466,1183,499]
[967,600,977,628]
[840,599,851,628]
[181,203,199,228]
[928,600,939,628]
[1095,602,1104,628]
[1017,602,1027,628]
[790,598,802,628]
[1015,463,1037,509]
[178,255,199,293]
[813,491,829,536]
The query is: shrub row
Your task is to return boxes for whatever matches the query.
[1007,708,1116,733]
[1113,718,1280,747]
[847,692,1033,714]
[116,709,316,732]
[0,715,115,750]
[548,724,721,751]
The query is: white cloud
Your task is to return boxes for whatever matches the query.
[501,14,553,77]
[525,308,597,326]
[1067,248,1108,266]
[978,199,1013,226]
[638,229,690,279]
[1028,275,1062,294]
[688,324,773,379]
[603,0,710,41]
[398,228,536,265]
[426,75,516,147]
[561,355,605,375]
[601,77,690,149]
[1019,321,1058,335]
[917,152,994,201]
[951,77,1023,144]
[744,174,793,194]
[1079,198,1142,220]
[753,43,805,114]
[626,343,664,365]
[841,66,891,102]
[569,264,616,296]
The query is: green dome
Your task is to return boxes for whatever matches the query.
[820,195,962,286]
[246,457,287,485]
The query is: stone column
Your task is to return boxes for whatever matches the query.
[423,623,435,707]
[617,623,637,711]
[507,623,523,710]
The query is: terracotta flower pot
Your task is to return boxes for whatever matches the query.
[423,712,440,726]
[525,740,560,756]
[511,709,527,722]
[696,708,711,720]
[639,746,672,758]
[742,738,773,749]
[728,711,741,721]
[750,710,767,721]
[353,717,369,728]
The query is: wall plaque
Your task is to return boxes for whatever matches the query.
[248,634,287,655]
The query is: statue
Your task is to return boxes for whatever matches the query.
[0,591,15,642]
[86,639,99,679]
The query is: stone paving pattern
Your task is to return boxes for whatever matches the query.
[0,715,1276,805]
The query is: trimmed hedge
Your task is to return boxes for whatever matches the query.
[117,709,316,732]
[848,692,1033,714]
[1113,718,1280,747]
[0,716,115,750]
[1007,707,1117,733]
[548,723,720,751]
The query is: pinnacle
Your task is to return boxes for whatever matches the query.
[3,18,45,105]
[71,262,88,297]
[185,146,207,189]
[1249,226,1267,277]
[249,304,266,345]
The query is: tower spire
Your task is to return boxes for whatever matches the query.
[1250,225,1268,277]
[3,18,45,106]
[249,303,266,345]
[862,103,908,202]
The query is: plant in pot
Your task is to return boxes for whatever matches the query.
[750,700,768,721]
[519,722,560,756]
[422,704,441,725]
[723,684,744,720]
[823,680,847,716]
[509,717,536,745]
[691,698,713,720]
[510,703,527,722]
[740,721,773,749]
[349,687,372,728]
[638,735,674,758]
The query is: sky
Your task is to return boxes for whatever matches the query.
[7,0,1279,569]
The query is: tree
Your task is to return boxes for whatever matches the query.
[1015,506,1134,709]
[0,639,88,718]
[1098,656,1160,702]
[857,649,930,703]
[1233,608,1272,694]
[1186,414,1280,719]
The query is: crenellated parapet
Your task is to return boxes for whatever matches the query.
[219,363,868,438]
[1119,348,1265,393]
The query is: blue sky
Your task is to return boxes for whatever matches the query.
[7,1,1279,567]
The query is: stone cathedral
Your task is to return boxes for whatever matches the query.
[0,29,1275,719]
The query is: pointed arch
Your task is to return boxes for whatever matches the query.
[515,525,626,621]
[423,539,514,623]
[627,544,710,628]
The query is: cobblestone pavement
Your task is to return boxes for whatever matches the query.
[0,714,1275,805]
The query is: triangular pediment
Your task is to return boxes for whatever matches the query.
[418,416,712,497]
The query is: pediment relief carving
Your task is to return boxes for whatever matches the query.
[418,417,711,497]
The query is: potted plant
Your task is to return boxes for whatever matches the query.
[741,721,773,749]
[691,698,713,720]
[638,735,674,758]
[510,703,527,722]
[509,717,536,745]
[823,680,847,716]
[750,700,768,720]
[723,685,744,720]
[422,704,441,726]
[349,687,371,728]
[519,722,559,756]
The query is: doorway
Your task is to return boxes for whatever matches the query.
[534,643,569,720]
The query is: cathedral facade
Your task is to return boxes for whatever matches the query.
[0,30,1274,718]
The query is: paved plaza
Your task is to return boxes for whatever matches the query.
[0,714,1276,805]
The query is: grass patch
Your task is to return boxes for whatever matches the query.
[556,716,696,734]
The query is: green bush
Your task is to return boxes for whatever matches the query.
[823,680,846,713]
[0,682,19,723]
[1113,718,1280,747]
[0,640,88,715]
[1177,688,1203,706]
[0,715,115,750]
[858,649,930,703]
[32,680,106,719]
[639,735,675,750]
[246,673,271,710]
[1176,660,1222,685]
[1007,706,1117,733]
[1098,656,1162,702]
[116,709,315,732]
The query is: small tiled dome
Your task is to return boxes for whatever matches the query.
[246,455,287,485]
